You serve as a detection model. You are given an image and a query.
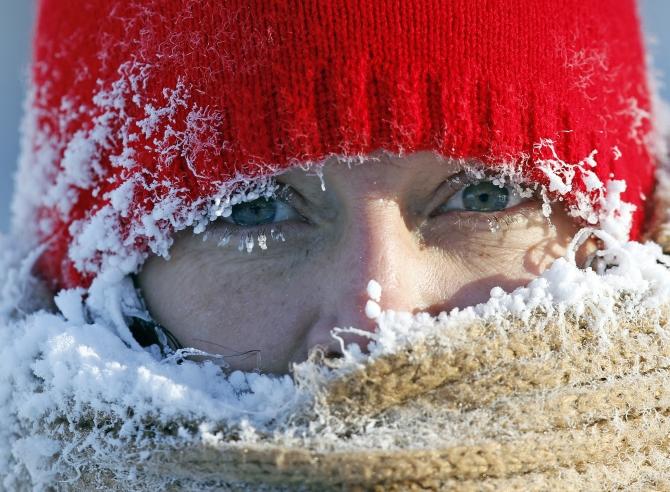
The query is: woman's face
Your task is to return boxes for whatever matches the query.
[137,151,583,374]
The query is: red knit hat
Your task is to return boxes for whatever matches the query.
[15,0,657,290]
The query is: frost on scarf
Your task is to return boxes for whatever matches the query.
[3,226,670,489]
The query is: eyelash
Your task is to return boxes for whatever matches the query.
[210,178,534,237]
[202,223,292,254]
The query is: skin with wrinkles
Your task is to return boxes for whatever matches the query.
[137,151,587,374]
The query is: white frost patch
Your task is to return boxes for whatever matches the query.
[618,96,652,146]
[532,139,634,241]
[598,180,635,243]
[365,280,383,319]
[365,299,382,320]
[366,279,382,303]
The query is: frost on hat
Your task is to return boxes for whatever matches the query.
[13,0,657,290]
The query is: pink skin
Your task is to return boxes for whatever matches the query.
[137,150,586,374]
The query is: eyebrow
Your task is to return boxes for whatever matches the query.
[275,172,329,204]
[416,167,468,200]
[275,155,469,202]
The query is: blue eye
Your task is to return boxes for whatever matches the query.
[226,197,300,226]
[463,181,509,211]
[440,180,524,213]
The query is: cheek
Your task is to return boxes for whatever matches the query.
[420,224,572,312]
[424,209,576,280]
[137,243,320,371]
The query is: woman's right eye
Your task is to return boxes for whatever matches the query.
[224,197,302,227]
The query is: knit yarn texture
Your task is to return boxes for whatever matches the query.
[17,0,656,289]
[147,306,670,491]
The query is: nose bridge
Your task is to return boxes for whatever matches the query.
[302,196,432,359]
[336,197,420,313]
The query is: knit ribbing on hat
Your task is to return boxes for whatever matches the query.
[13,0,656,289]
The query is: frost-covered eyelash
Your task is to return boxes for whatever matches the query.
[235,227,288,253]
[200,223,289,251]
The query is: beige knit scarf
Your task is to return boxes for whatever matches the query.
[70,291,670,491]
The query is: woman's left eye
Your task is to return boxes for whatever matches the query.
[437,180,525,213]
[223,197,301,227]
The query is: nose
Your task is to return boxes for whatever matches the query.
[303,198,435,358]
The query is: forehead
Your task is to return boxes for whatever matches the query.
[279,150,465,190]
